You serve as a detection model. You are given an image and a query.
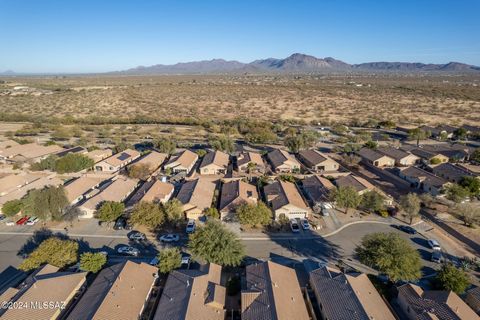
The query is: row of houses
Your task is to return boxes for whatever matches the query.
[2,260,478,320]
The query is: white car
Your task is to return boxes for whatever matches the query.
[186,219,196,234]
[290,219,300,233]
[301,219,310,230]
[26,216,39,226]
[321,203,333,217]
[427,239,441,251]
[128,232,146,241]
[5,220,15,226]
[159,234,180,242]
[117,246,140,256]
[181,254,191,265]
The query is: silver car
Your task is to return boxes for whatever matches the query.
[117,246,140,256]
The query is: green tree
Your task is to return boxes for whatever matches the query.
[129,201,165,229]
[459,176,480,196]
[408,128,429,147]
[96,201,124,223]
[22,186,69,221]
[332,186,361,215]
[360,191,385,213]
[435,264,470,294]
[128,163,152,180]
[454,128,467,140]
[195,149,207,158]
[399,193,421,225]
[456,203,480,227]
[364,140,378,150]
[80,252,107,273]
[154,137,176,154]
[1,199,23,217]
[445,184,470,203]
[284,135,304,153]
[236,202,272,226]
[471,148,480,163]
[51,127,72,141]
[157,248,182,274]
[163,198,184,223]
[55,153,94,173]
[356,232,421,282]
[204,207,220,219]
[209,135,235,153]
[188,220,245,266]
[30,155,57,171]
[19,237,79,271]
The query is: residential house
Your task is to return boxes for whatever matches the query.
[0,143,63,163]
[237,152,265,173]
[423,143,472,162]
[154,263,226,320]
[431,162,473,183]
[199,150,229,175]
[176,178,216,220]
[64,176,107,205]
[334,174,375,195]
[309,265,396,320]
[94,149,140,173]
[0,139,20,151]
[397,283,478,320]
[79,176,138,218]
[302,175,335,206]
[421,125,456,140]
[357,147,395,167]
[377,146,420,166]
[0,172,44,196]
[140,179,174,203]
[85,149,113,163]
[67,261,158,320]
[54,146,87,158]
[465,286,480,315]
[241,261,310,320]
[409,148,449,164]
[267,149,301,173]
[131,150,167,176]
[0,264,87,320]
[164,149,198,174]
[398,166,449,196]
[218,180,258,221]
[264,180,310,220]
[298,149,339,172]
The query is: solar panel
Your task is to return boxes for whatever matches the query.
[117,152,131,161]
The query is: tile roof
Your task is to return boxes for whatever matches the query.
[0,139,20,150]
[263,180,309,211]
[154,263,225,320]
[67,261,157,320]
[377,146,415,161]
[0,174,62,207]
[81,176,138,210]
[0,173,44,196]
[298,149,328,165]
[134,151,167,169]
[397,284,478,320]
[335,175,374,193]
[64,176,106,203]
[0,143,63,159]
[409,148,443,160]
[176,178,216,212]
[309,266,395,320]
[1,264,87,320]
[85,149,113,163]
[267,149,300,169]
[357,147,391,162]
[302,175,335,203]
[431,163,472,182]
[103,149,141,167]
[237,152,264,167]
[241,261,310,320]
[165,149,198,169]
[219,180,258,212]
[200,150,229,169]
[140,180,174,202]
[400,166,448,188]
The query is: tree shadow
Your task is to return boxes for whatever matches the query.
[17,228,69,258]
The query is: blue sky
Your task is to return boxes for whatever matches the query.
[1,0,479,73]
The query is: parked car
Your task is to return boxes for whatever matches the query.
[5,220,15,226]
[0,215,5,222]
[117,246,140,256]
[431,251,443,263]
[427,239,441,251]
[128,231,146,241]
[301,219,310,230]
[16,216,29,225]
[290,219,300,233]
[26,216,39,226]
[159,234,180,242]
[149,256,159,266]
[113,217,132,230]
[181,253,191,266]
[321,203,333,217]
[186,219,196,234]
[398,225,417,234]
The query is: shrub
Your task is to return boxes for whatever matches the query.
[19,237,79,271]
[80,252,107,273]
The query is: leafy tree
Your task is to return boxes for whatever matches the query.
[163,198,184,223]
[55,153,94,173]
[284,135,303,153]
[399,193,421,225]
[128,163,152,180]
[112,142,130,153]
[356,232,422,282]
[364,140,378,150]
[30,155,57,171]
[22,186,69,221]
[236,202,272,226]
[19,237,79,271]
[408,128,429,147]
[430,157,442,165]
[278,174,296,183]
[360,191,385,213]
[51,127,72,140]
[96,201,124,223]
[459,176,480,196]
[188,220,245,266]
[454,128,467,140]
[157,248,182,274]
[209,135,235,153]
[80,252,107,273]
[435,264,470,294]
[130,201,165,229]
[1,199,23,217]
[472,148,480,163]
[154,137,176,154]
[204,207,220,219]
[245,126,277,144]
[445,184,470,203]
[195,149,207,158]
[332,186,361,215]
[284,130,318,153]
[456,203,480,227]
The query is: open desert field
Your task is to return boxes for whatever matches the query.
[1,74,479,126]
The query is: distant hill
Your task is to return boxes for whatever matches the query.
[107,54,480,75]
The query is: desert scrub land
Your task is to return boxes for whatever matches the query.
[0,74,479,126]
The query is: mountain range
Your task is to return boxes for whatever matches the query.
[114,53,480,75]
